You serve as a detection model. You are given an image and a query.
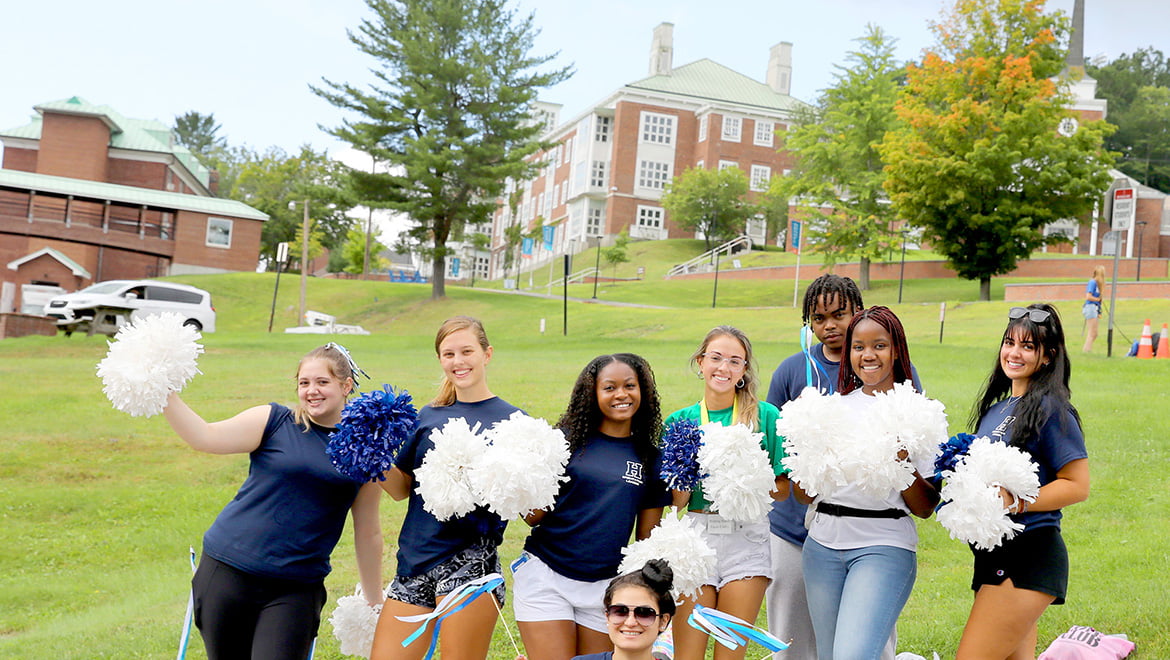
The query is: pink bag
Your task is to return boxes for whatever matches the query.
[1038,626,1134,660]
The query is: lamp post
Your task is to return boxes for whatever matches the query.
[1136,221,1148,281]
[592,235,601,299]
[897,229,909,304]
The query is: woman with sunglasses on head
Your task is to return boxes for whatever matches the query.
[514,354,671,660]
[571,560,676,660]
[797,306,939,660]
[955,304,1089,660]
[665,326,789,660]
[163,343,384,660]
[371,316,523,660]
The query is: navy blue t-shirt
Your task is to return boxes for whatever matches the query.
[765,343,923,545]
[974,396,1087,531]
[572,653,613,660]
[202,404,363,582]
[525,431,671,582]
[393,396,522,578]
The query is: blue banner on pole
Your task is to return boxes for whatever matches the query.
[542,225,555,251]
[790,220,802,254]
[521,237,534,258]
[451,257,460,277]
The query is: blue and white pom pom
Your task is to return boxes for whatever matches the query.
[328,385,418,482]
[937,436,1040,551]
[697,423,775,523]
[660,419,704,491]
[469,412,570,519]
[414,418,487,520]
[776,388,855,498]
[620,508,717,600]
[96,312,203,418]
[329,584,382,658]
[936,433,977,474]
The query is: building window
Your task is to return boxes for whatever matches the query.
[722,116,741,142]
[718,160,738,171]
[564,137,573,166]
[696,160,705,170]
[640,112,675,145]
[637,206,664,229]
[754,120,774,147]
[590,160,608,188]
[205,217,232,248]
[595,116,611,143]
[698,115,708,142]
[750,165,771,192]
[637,160,672,190]
[587,207,604,236]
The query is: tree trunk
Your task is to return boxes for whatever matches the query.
[430,249,447,299]
[980,276,991,302]
[859,256,871,290]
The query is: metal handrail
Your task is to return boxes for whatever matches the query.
[666,235,753,278]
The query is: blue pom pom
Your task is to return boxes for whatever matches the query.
[328,384,418,482]
[660,419,705,491]
[935,432,976,475]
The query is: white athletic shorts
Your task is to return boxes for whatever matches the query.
[686,511,773,589]
[511,551,609,633]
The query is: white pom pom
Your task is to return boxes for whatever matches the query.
[869,382,947,470]
[620,508,717,600]
[937,437,1040,550]
[697,423,775,522]
[777,388,857,499]
[96,312,203,417]
[329,584,382,658]
[468,411,570,519]
[414,418,487,520]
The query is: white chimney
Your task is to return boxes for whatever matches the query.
[649,22,674,76]
[767,42,793,95]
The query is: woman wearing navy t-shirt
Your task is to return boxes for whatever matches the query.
[956,304,1090,660]
[514,354,670,660]
[371,316,522,660]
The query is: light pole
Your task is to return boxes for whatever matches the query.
[592,235,601,299]
[897,229,909,304]
[1136,221,1148,281]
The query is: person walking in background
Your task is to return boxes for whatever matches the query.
[515,354,670,660]
[371,316,522,660]
[956,304,1090,660]
[1081,265,1105,353]
[666,326,789,660]
[163,343,384,660]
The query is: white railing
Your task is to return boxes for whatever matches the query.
[666,235,754,278]
[544,267,601,291]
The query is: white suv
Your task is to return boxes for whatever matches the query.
[43,280,217,335]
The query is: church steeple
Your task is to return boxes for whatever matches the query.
[1065,0,1085,72]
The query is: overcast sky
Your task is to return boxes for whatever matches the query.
[3,0,1167,157]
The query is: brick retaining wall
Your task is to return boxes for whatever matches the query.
[0,313,58,339]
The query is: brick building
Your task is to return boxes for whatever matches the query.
[0,97,267,313]
[471,23,807,281]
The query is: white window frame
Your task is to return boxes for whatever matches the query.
[640,111,675,145]
[697,115,708,142]
[590,160,608,188]
[696,160,705,170]
[205,217,233,248]
[750,165,771,192]
[595,116,611,143]
[587,206,604,236]
[637,160,672,190]
[754,120,774,147]
[636,205,664,229]
[722,115,741,142]
[718,160,739,172]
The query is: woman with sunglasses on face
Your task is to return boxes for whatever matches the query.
[665,326,789,660]
[514,354,671,660]
[571,560,676,660]
[955,304,1089,660]
[797,307,939,660]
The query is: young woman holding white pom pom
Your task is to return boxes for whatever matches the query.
[956,304,1089,660]
[514,354,671,660]
[665,326,789,660]
[163,343,384,660]
[796,306,939,660]
[569,559,677,660]
[371,316,522,660]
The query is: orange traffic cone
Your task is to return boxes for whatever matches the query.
[1136,319,1154,359]
[1157,323,1169,359]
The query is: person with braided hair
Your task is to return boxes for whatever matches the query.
[514,354,671,660]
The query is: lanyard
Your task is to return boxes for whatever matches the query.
[699,397,738,426]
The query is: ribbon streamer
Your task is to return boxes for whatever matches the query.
[176,547,197,660]
[687,604,789,652]
[396,573,504,660]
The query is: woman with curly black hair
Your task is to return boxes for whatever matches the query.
[514,354,671,660]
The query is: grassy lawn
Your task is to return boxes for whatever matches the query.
[2,266,1168,658]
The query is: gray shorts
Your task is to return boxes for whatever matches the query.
[388,541,505,608]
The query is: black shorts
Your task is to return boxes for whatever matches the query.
[388,541,505,608]
[971,526,1068,604]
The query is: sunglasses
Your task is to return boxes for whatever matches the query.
[1008,307,1051,323]
[605,604,660,626]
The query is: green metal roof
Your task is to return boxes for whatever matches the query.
[0,168,268,221]
[0,97,212,188]
[624,59,808,113]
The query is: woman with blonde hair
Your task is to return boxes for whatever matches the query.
[1081,265,1105,352]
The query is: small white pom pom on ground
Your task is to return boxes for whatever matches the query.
[468,411,570,519]
[697,423,775,523]
[96,312,203,417]
[414,418,487,520]
[620,508,717,601]
[937,436,1040,551]
[329,584,382,658]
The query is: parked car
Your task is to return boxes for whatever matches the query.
[43,280,216,335]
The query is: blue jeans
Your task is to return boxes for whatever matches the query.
[802,538,916,660]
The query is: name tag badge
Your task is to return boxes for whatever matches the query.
[707,517,734,535]
[510,552,530,574]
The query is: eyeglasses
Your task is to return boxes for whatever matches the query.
[1008,307,1051,323]
[702,353,746,371]
[605,604,660,626]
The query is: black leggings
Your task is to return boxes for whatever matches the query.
[192,554,328,660]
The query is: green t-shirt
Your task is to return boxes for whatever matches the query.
[664,400,787,511]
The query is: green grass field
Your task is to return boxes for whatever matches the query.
[2,249,1168,658]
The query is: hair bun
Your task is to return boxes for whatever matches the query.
[641,559,674,591]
